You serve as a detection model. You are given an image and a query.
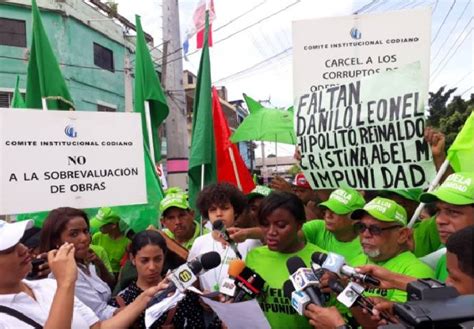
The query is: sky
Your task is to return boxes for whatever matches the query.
[114,0,473,157]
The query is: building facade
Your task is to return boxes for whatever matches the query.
[0,0,159,112]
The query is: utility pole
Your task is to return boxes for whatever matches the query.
[162,0,189,190]
[123,52,133,112]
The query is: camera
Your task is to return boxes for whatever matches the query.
[26,258,46,280]
[381,279,474,328]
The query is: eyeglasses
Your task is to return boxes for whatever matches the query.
[354,222,402,236]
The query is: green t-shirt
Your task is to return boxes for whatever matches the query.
[350,251,434,302]
[435,253,448,282]
[413,217,441,257]
[302,220,362,263]
[89,244,113,274]
[163,222,210,250]
[246,243,324,329]
[92,232,130,273]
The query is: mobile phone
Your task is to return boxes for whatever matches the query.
[27,258,46,280]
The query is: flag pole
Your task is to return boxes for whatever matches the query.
[275,136,278,175]
[228,147,243,190]
[200,164,205,235]
[144,101,156,163]
[41,98,47,111]
[407,159,450,228]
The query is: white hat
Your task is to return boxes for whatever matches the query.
[0,219,34,252]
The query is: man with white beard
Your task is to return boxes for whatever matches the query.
[348,197,434,302]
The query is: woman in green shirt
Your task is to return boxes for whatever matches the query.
[246,191,324,329]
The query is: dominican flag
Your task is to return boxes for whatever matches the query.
[183,0,215,57]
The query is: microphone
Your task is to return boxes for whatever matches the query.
[147,251,221,307]
[286,256,324,306]
[283,280,310,316]
[220,259,246,297]
[329,278,391,321]
[212,219,242,259]
[312,252,380,286]
[233,266,265,302]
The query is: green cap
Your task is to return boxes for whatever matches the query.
[351,197,408,226]
[381,188,423,202]
[247,185,272,200]
[319,188,366,215]
[420,172,474,205]
[165,186,185,195]
[90,207,120,231]
[160,192,190,214]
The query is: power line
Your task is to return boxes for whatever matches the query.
[432,0,439,15]
[213,47,292,84]
[213,0,267,32]
[460,86,473,96]
[0,55,126,72]
[353,0,379,14]
[451,70,473,87]
[165,0,301,66]
[431,23,473,81]
[431,0,470,62]
[431,0,457,43]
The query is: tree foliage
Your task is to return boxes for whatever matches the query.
[427,86,473,149]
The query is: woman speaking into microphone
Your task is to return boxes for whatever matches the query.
[246,191,324,329]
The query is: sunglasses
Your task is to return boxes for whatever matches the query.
[354,222,402,236]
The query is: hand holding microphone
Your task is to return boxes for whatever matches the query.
[312,252,381,286]
[212,219,242,259]
[355,264,416,291]
[286,256,324,306]
[147,251,221,307]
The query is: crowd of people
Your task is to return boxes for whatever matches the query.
[0,130,473,329]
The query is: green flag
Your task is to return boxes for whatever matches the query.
[447,111,474,172]
[12,75,26,108]
[187,11,217,214]
[25,0,74,110]
[134,15,169,162]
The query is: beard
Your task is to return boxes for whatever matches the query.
[364,247,381,258]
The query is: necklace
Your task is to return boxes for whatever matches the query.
[212,237,232,292]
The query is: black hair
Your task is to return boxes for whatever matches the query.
[446,225,474,277]
[20,227,42,249]
[196,182,247,219]
[40,207,89,253]
[130,230,185,276]
[257,191,306,225]
[422,202,437,217]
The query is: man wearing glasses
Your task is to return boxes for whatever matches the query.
[349,197,434,302]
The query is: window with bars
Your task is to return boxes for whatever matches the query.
[93,42,114,72]
[97,104,116,112]
[0,91,25,108]
[0,18,26,47]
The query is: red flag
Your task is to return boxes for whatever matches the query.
[196,0,214,48]
[212,87,255,193]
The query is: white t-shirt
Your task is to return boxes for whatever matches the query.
[188,232,261,292]
[0,279,98,329]
[50,263,116,321]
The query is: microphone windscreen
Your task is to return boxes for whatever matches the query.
[328,278,345,294]
[212,219,225,231]
[228,259,246,277]
[311,252,328,266]
[188,259,204,274]
[200,251,221,270]
[283,280,295,299]
[286,256,306,274]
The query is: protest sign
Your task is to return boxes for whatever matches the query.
[0,109,146,214]
[292,7,431,96]
[295,63,437,189]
